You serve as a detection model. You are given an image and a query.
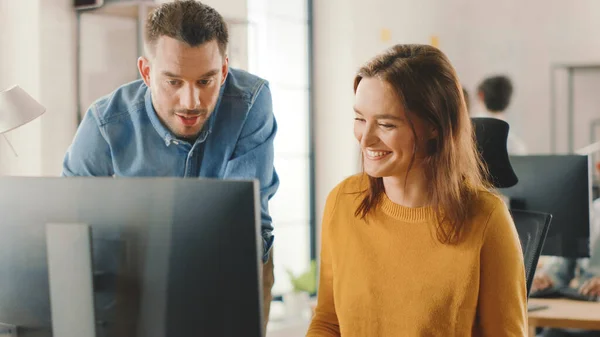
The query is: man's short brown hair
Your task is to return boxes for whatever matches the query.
[145,0,229,56]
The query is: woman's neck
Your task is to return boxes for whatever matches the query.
[382,169,429,208]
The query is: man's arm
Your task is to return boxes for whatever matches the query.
[223,83,279,263]
[62,107,114,177]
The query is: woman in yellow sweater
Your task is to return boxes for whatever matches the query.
[306,45,528,336]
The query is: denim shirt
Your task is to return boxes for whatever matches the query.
[62,68,279,262]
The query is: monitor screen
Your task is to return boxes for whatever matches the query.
[0,176,263,337]
[500,155,592,258]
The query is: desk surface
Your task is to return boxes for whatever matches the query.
[528,298,600,330]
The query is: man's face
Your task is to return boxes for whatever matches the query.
[138,36,228,141]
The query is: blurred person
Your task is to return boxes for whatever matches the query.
[477,75,527,155]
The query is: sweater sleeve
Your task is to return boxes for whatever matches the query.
[306,186,341,337]
[476,201,528,336]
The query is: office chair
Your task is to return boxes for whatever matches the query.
[510,209,552,297]
[471,118,553,302]
[471,117,518,188]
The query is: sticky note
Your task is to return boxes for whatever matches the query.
[380,28,391,42]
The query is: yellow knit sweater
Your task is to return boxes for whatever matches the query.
[307,175,528,337]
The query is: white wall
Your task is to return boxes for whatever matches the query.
[79,14,138,118]
[40,0,78,176]
[158,0,248,20]
[312,0,361,229]
[0,0,43,176]
[0,0,76,177]
[312,0,600,232]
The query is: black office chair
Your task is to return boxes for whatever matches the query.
[472,117,518,188]
[510,209,552,297]
[471,118,553,303]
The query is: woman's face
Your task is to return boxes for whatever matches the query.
[353,77,431,179]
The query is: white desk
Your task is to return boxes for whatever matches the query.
[267,317,310,337]
[528,298,600,336]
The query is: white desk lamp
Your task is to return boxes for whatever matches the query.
[0,85,46,155]
[576,141,600,156]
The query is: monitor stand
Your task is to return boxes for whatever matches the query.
[46,223,96,337]
[0,223,97,337]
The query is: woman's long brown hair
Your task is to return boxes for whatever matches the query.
[354,44,490,244]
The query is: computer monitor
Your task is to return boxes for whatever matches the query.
[500,155,592,258]
[0,176,263,337]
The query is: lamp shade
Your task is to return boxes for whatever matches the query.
[471,117,519,188]
[0,85,46,135]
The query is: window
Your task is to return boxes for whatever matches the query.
[248,0,313,296]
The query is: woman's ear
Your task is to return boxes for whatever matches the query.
[429,126,438,139]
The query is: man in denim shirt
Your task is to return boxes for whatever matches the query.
[62,0,278,331]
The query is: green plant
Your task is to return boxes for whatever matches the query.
[286,260,317,294]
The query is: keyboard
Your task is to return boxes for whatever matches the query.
[557,287,600,302]
[527,303,549,312]
[529,287,562,299]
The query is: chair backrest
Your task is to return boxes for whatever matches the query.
[510,209,552,297]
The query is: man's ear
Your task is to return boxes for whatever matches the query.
[138,56,151,87]
[221,56,229,86]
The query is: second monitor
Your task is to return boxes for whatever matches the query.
[500,154,592,258]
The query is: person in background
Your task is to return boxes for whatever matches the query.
[306,44,527,337]
[477,75,527,155]
[62,0,278,332]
